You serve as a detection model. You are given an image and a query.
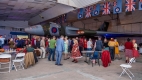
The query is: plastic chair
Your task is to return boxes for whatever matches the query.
[0,54,11,73]
[119,58,135,80]
[12,53,25,71]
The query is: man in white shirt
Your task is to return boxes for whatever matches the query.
[87,38,93,57]
[0,36,5,48]
[40,37,46,58]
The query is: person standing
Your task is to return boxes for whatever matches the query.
[132,39,139,59]
[103,39,109,50]
[64,36,69,60]
[78,37,84,56]
[0,36,5,48]
[83,38,87,50]
[68,38,71,53]
[114,39,122,60]
[124,38,133,63]
[94,37,103,51]
[71,39,81,63]
[48,36,56,61]
[108,38,116,61]
[36,38,40,49]
[45,38,49,53]
[86,38,93,57]
[40,37,46,58]
[55,35,65,66]
[31,36,36,48]
[9,38,15,49]
[92,37,103,63]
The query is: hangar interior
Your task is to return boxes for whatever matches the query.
[0,0,142,44]
[0,0,142,80]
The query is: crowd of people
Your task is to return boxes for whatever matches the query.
[0,35,140,66]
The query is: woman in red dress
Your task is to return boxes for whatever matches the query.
[132,39,139,58]
[71,39,81,63]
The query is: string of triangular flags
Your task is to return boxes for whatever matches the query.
[53,14,67,24]
[78,0,142,19]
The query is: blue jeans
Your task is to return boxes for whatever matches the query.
[86,48,92,57]
[109,47,115,60]
[55,51,62,65]
[48,48,55,60]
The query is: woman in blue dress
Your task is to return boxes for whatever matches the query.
[64,36,69,60]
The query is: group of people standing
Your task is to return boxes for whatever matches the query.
[47,36,125,65]
[1,35,140,66]
[48,35,81,65]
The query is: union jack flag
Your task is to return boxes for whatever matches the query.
[85,6,91,18]
[125,0,136,12]
[102,2,111,15]
[139,0,142,10]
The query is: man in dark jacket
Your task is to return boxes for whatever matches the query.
[94,37,103,51]
[93,37,103,60]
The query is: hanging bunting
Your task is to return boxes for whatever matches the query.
[125,0,136,12]
[139,0,142,10]
[113,0,122,14]
[92,4,100,16]
[77,8,84,19]
[102,2,111,15]
[85,6,92,18]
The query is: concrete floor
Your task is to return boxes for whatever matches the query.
[0,53,142,80]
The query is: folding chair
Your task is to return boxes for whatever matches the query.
[0,54,11,73]
[12,53,25,71]
[119,58,135,80]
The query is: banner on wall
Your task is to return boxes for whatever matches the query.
[85,6,92,18]
[102,2,111,15]
[125,0,136,12]
[77,8,84,19]
[92,4,100,16]
[139,0,142,10]
[113,0,122,14]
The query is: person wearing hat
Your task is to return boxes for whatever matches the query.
[114,39,122,60]
[108,38,116,61]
